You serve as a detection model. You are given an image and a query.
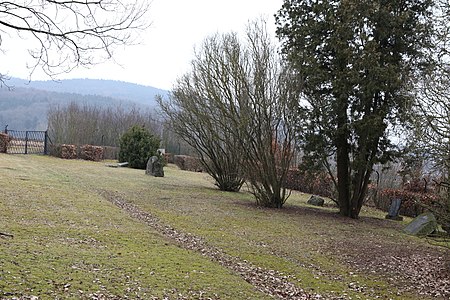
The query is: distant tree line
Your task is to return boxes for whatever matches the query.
[47,102,159,147]
[0,87,146,131]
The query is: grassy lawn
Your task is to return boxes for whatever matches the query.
[0,154,448,299]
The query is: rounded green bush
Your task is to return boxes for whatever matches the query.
[119,125,160,169]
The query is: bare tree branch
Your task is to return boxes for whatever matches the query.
[0,0,150,83]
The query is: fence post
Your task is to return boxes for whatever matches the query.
[44,131,48,155]
[25,131,28,154]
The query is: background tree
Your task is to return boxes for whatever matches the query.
[48,102,159,147]
[159,20,300,206]
[411,0,450,178]
[0,0,150,83]
[411,69,450,183]
[119,125,160,169]
[276,0,434,218]
[159,121,197,156]
[408,0,450,231]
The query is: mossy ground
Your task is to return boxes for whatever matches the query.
[0,154,447,299]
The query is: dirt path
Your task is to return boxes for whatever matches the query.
[100,190,318,300]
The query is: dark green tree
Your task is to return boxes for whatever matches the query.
[119,125,160,169]
[276,0,434,218]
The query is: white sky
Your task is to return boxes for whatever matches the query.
[0,0,283,90]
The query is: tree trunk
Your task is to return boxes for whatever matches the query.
[337,144,351,216]
[444,164,450,234]
[336,98,351,217]
[350,167,372,218]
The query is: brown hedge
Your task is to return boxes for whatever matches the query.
[377,188,442,217]
[164,153,175,164]
[0,133,10,153]
[60,144,77,159]
[284,168,335,199]
[174,155,204,172]
[80,145,104,161]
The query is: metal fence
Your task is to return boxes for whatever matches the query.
[4,128,48,154]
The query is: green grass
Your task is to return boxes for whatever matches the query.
[0,155,269,299]
[0,154,446,299]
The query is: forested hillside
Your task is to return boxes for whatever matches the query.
[0,78,167,131]
[7,78,166,106]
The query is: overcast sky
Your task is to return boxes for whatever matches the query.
[1,0,283,90]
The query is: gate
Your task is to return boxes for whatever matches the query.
[4,128,49,154]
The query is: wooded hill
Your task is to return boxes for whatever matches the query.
[0,78,167,131]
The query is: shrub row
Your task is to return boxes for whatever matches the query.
[0,133,10,153]
[376,188,442,217]
[164,153,175,164]
[49,144,105,161]
[169,156,336,197]
[80,145,104,161]
[173,155,204,172]
[61,144,77,159]
[284,168,335,199]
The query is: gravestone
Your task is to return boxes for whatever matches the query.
[106,162,129,168]
[145,156,158,175]
[307,195,325,206]
[385,198,403,221]
[403,212,437,236]
[146,156,164,177]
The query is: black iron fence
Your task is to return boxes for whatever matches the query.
[2,127,120,159]
[3,127,49,155]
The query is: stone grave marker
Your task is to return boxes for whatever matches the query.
[307,195,325,206]
[146,156,164,177]
[385,198,403,221]
[403,212,437,236]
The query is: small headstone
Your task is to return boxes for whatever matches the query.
[307,195,325,206]
[146,156,164,177]
[145,156,155,175]
[403,212,437,236]
[385,198,403,221]
[106,162,129,168]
